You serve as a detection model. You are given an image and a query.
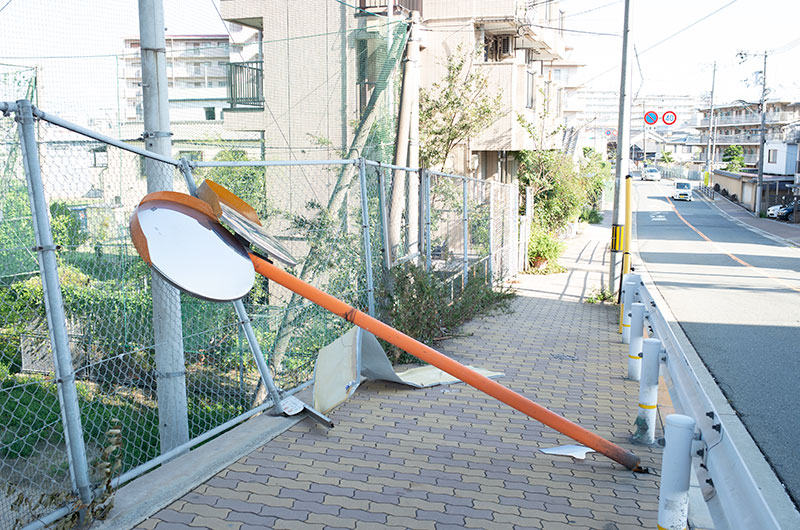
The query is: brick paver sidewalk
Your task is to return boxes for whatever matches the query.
[135,223,665,530]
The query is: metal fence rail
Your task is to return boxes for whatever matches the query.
[633,277,781,529]
[0,102,523,529]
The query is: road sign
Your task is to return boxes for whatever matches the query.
[662,111,677,125]
[644,111,658,125]
[605,129,612,136]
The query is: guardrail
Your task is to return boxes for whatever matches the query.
[697,185,715,199]
[625,274,780,528]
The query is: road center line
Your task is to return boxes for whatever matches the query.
[663,194,800,294]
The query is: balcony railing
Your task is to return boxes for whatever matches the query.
[699,111,798,127]
[358,0,422,16]
[227,61,263,109]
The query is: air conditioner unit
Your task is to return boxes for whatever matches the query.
[499,36,513,58]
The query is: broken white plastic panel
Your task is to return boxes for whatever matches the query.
[540,445,596,460]
[312,326,505,414]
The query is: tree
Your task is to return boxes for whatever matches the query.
[419,47,502,170]
[660,150,675,165]
[723,145,745,172]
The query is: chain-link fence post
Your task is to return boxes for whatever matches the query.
[16,99,92,505]
[378,165,392,272]
[358,158,376,316]
[423,169,431,272]
[511,184,520,277]
[462,175,469,287]
[488,180,495,282]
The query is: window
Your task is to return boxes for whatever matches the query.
[526,71,535,109]
[193,81,203,88]
[204,107,216,120]
[92,146,107,168]
[218,81,227,87]
[768,149,777,163]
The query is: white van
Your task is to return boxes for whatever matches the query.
[672,180,692,201]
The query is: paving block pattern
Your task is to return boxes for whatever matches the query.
[140,224,665,530]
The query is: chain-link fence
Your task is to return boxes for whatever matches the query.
[0,101,525,529]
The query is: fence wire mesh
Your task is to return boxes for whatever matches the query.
[0,4,524,529]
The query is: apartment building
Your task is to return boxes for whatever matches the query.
[693,99,800,170]
[122,35,230,122]
[417,0,566,182]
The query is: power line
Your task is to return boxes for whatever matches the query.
[563,1,622,19]
[639,0,737,55]
[525,23,619,37]
[584,0,738,85]
[770,37,800,55]
[0,0,15,15]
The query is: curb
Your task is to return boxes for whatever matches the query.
[695,191,800,250]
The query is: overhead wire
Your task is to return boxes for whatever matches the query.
[583,0,738,85]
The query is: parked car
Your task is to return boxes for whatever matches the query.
[777,203,798,221]
[767,204,784,218]
[672,181,692,201]
[642,167,661,181]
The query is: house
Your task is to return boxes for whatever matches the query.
[419,0,566,183]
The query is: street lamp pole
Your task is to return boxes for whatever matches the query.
[756,51,768,216]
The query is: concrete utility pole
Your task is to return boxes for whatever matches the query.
[705,62,717,179]
[388,11,421,260]
[756,51,768,216]
[406,11,421,256]
[138,0,190,453]
[609,0,632,293]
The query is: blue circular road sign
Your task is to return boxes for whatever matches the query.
[644,111,658,125]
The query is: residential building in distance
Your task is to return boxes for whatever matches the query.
[693,99,800,171]
[577,90,700,163]
[121,35,230,122]
[420,0,566,182]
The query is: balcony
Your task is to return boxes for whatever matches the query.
[358,0,422,16]
[699,111,798,128]
[226,61,263,109]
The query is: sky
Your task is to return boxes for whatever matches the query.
[561,0,800,104]
[1,0,798,111]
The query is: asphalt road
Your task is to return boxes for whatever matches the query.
[633,180,800,507]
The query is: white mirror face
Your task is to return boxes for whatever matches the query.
[218,202,298,267]
[135,201,255,301]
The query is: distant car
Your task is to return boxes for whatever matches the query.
[642,167,661,181]
[672,181,693,201]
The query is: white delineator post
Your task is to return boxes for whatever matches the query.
[621,279,636,343]
[628,302,645,381]
[633,338,661,445]
[658,414,697,530]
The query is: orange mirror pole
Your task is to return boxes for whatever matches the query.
[250,254,642,472]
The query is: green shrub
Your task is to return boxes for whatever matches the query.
[527,226,564,273]
[380,263,513,363]
[579,207,603,224]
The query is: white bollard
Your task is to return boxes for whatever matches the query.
[658,414,697,530]
[627,302,644,381]
[620,275,640,344]
[633,338,660,445]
